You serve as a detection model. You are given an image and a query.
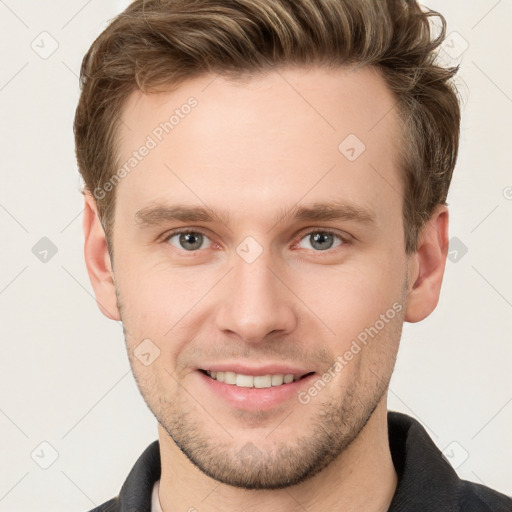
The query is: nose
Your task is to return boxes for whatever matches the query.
[214,251,298,343]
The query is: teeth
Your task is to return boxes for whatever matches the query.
[235,374,253,387]
[283,374,294,384]
[225,371,237,385]
[254,375,272,388]
[271,374,284,386]
[205,370,299,388]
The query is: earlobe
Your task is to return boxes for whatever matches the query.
[404,205,449,323]
[83,192,121,321]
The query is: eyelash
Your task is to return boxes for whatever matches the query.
[162,227,350,255]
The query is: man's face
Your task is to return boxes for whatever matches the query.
[109,66,410,488]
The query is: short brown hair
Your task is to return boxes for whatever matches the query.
[74,0,461,254]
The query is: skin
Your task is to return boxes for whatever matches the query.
[83,65,449,512]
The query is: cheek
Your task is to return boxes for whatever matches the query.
[291,261,405,341]
[114,257,220,374]
[115,256,207,327]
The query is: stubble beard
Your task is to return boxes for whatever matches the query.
[116,285,404,490]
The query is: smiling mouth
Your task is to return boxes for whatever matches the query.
[199,369,315,388]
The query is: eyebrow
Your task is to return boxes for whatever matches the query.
[134,200,376,229]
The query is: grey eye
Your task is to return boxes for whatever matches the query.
[297,232,343,251]
[168,232,211,251]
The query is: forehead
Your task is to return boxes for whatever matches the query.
[115,65,402,228]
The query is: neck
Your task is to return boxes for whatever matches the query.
[158,399,397,512]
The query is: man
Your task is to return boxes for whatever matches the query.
[74,0,512,510]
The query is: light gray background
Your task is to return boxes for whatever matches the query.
[0,1,511,510]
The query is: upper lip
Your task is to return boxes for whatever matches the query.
[199,363,313,379]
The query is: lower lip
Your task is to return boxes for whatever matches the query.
[197,370,317,410]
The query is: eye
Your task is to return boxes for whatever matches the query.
[163,228,347,254]
[165,230,212,251]
[296,230,345,251]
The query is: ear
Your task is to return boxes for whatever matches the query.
[405,204,449,323]
[83,192,121,321]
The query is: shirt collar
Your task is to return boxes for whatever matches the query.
[386,411,461,511]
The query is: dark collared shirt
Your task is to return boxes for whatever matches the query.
[88,412,512,511]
